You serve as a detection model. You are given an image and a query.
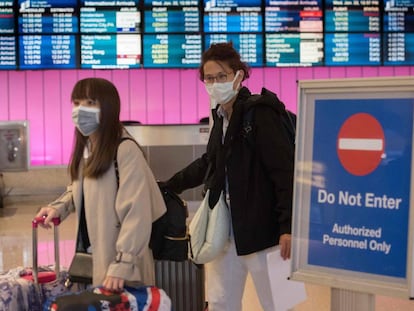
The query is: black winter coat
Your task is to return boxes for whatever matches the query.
[166,87,294,256]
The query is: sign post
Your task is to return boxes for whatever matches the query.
[291,77,414,308]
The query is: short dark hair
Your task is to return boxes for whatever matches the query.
[199,42,250,82]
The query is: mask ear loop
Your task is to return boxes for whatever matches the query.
[233,70,242,90]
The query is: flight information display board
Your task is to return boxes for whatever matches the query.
[325,33,381,66]
[144,5,200,33]
[18,0,78,34]
[0,4,14,34]
[3,0,414,69]
[143,1,200,68]
[0,2,16,69]
[0,35,16,69]
[265,0,323,32]
[19,34,77,69]
[80,7,141,33]
[325,0,380,32]
[324,0,381,66]
[383,33,414,65]
[17,0,78,69]
[143,34,202,68]
[266,33,324,66]
[203,0,262,33]
[383,0,414,65]
[205,33,263,67]
[81,34,141,68]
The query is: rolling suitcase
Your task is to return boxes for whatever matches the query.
[154,259,206,311]
[0,216,69,311]
[43,286,172,311]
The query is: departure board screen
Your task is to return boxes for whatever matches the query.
[0,35,16,69]
[81,0,139,5]
[144,6,200,33]
[80,7,141,33]
[80,34,141,68]
[3,0,414,69]
[18,0,78,34]
[0,2,15,69]
[143,34,202,68]
[383,33,414,65]
[266,33,324,66]
[19,34,77,69]
[203,0,262,33]
[17,0,77,69]
[0,4,14,34]
[324,33,381,65]
[325,0,380,32]
[384,0,414,32]
[383,0,414,65]
[265,0,323,32]
[205,33,263,67]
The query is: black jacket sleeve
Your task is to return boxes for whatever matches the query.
[164,153,210,194]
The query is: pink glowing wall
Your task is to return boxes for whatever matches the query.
[0,66,412,166]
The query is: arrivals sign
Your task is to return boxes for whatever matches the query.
[308,98,413,278]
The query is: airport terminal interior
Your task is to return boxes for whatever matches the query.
[2,0,414,308]
[1,191,414,311]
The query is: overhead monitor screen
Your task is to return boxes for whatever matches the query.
[205,33,263,67]
[80,34,141,69]
[143,33,202,68]
[203,0,262,33]
[266,33,324,66]
[265,0,323,32]
[2,0,414,69]
[19,34,77,69]
[324,33,381,66]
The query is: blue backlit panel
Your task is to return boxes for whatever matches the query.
[143,33,202,68]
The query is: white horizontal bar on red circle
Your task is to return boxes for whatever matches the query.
[338,138,383,151]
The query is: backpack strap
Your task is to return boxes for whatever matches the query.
[242,88,296,149]
[242,94,262,147]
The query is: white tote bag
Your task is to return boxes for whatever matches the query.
[189,190,230,264]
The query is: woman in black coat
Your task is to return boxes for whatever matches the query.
[165,42,294,311]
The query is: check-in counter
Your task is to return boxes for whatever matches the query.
[124,124,210,201]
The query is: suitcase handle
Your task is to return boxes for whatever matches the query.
[32,216,61,228]
[32,216,61,284]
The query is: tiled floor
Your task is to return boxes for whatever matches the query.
[1,196,413,311]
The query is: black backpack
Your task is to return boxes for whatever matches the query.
[115,137,189,261]
[242,87,296,150]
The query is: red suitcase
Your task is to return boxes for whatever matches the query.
[20,216,61,284]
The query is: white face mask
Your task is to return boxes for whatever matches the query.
[205,71,241,107]
[72,106,100,136]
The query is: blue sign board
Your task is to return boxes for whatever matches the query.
[308,98,413,278]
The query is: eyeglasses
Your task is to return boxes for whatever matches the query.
[203,72,233,84]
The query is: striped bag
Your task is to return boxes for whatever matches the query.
[43,286,172,311]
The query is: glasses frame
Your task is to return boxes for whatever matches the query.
[203,71,234,84]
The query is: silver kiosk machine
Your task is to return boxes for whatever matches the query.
[0,121,29,208]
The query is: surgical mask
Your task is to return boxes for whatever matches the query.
[205,71,241,107]
[72,106,100,136]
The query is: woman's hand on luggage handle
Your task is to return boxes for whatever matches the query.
[103,276,125,292]
[35,206,60,229]
[279,233,291,260]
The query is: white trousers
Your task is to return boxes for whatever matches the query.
[206,237,277,311]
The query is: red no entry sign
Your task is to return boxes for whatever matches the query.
[337,113,385,176]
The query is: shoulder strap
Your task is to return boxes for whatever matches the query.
[242,88,296,147]
[114,137,140,188]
